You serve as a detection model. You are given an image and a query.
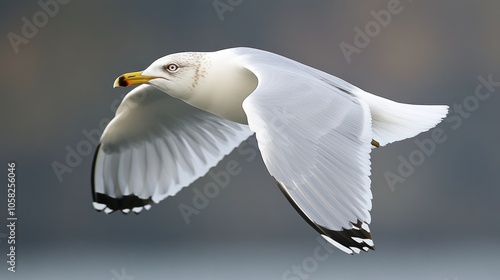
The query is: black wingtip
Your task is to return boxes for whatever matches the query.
[274,177,375,254]
[91,143,102,206]
[93,193,153,214]
[91,144,153,215]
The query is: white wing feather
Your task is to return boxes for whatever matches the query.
[92,85,253,214]
[92,47,447,254]
[233,47,447,253]
[236,48,375,253]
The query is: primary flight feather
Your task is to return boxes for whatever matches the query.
[92,47,448,254]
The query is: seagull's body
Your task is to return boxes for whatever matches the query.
[92,47,448,254]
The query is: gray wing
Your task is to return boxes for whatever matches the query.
[92,85,253,214]
[236,48,375,254]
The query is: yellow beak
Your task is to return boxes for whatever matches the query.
[113,71,158,88]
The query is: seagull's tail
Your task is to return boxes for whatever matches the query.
[354,90,449,147]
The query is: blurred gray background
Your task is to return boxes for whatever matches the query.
[1,1,499,279]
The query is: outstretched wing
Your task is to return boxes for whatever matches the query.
[92,85,253,214]
[236,48,375,254]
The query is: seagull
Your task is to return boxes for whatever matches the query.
[92,47,448,254]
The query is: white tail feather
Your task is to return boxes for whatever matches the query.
[354,90,449,147]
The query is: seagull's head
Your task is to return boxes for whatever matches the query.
[113,52,206,100]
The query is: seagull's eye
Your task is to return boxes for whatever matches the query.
[164,63,179,73]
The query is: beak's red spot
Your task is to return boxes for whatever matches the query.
[117,76,129,87]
